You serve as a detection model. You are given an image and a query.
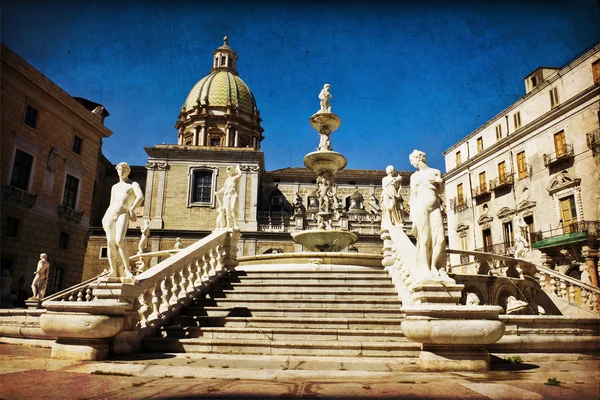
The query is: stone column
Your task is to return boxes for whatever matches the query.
[581,246,599,288]
[234,130,239,147]
[192,127,198,146]
[151,162,168,229]
[199,124,206,146]
[225,124,232,147]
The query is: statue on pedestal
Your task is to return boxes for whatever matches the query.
[102,162,144,278]
[381,165,403,228]
[30,253,50,300]
[137,220,150,255]
[409,150,446,280]
[318,83,332,113]
[513,214,530,259]
[215,165,242,229]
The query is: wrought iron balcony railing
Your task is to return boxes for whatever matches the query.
[449,197,470,213]
[4,185,37,207]
[57,205,84,223]
[531,220,600,245]
[471,184,491,199]
[474,240,515,257]
[543,144,574,167]
[489,173,514,191]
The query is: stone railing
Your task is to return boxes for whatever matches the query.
[536,264,599,313]
[4,185,37,207]
[43,271,111,303]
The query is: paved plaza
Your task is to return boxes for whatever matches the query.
[1,344,598,399]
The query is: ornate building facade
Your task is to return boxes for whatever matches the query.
[82,38,416,279]
[1,44,112,301]
[443,44,600,286]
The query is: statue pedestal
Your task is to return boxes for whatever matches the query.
[25,299,42,309]
[41,279,143,361]
[401,303,505,372]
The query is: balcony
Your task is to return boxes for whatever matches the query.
[489,174,514,191]
[450,197,470,213]
[543,144,574,167]
[57,205,84,223]
[474,240,515,257]
[532,220,600,249]
[3,185,37,207]
[471,184,491,199]
[587,129,599,156]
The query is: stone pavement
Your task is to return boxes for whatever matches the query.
[0,344,598,399]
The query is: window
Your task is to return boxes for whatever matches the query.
[24,105,38,128]
[497,161,507,183]
[210,137,221,147]
[191,170,213,204]
[513,112,521,130]
[457,183,464,204]
[550,87,559,108]
[460,236,468,250]
[476,137,483,153]
[4,217,20,237]
[531,76,537,88]
[482,229,492,252]
[524,216,534,244]
[593,59,600,84]
[99,247,108,259]
[62,174,80,209]
[503,221,514,245]
[455,151,462,166]
[58,231,70,249]
[516,151,527,179]
[48,266,64,295]
[72,135,83,155]
[559,195,577,232]
[10,149,34,191]
[495,125,502,141]
[553,131,567,157]
[478,171,487,191]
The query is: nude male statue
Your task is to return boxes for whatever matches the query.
[30,253,50,300]
[215,165,242,229]
[102,162,144,278]
[319,84,332,113]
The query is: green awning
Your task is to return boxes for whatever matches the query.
[532,232,589,249]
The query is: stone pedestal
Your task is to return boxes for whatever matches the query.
[41,279,143,361]
[401,304,505,372]
[25,299,42,309]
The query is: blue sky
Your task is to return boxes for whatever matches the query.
[2,1,598,172]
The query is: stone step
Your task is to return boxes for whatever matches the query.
[160,326,408,342]
[233,270,387,278]
[142,337,420,357]
[170,316,404,330]
[192,298,401,309]
[206,290,398,300]
[186,306,403,318]
[209,282,396,290]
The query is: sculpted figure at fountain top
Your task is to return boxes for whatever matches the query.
[409,150,447,280]
[318,83,332,113]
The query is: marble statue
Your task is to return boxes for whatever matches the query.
[318,125,332,151]
[409,150,446,280]
[30,253,50,300]
[174,237,183,249]
[102,162,144,278]
[215,164,242,229]
[137,220,150,255]
[318,83,332,113]
[369,193,381,215]
[381,165,403,228]
[513,214,530,259]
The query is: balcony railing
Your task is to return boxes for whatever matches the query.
[450,197,470,213]
[257,211,292,220]
[543,144,574,167]
[531,220,600,247]
[587,129,599,156]
[474,240,515,257]
[4,185,37,207]
[471,184,491,199]
[57,205,84,223]
[489,174,514,191]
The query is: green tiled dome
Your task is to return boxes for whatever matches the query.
[183,70,257,115]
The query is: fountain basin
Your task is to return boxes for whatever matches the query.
[309,112,341,133]
[291,229,358,252]
[304,151,347,176]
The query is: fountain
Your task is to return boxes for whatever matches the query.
[290,84,358,252]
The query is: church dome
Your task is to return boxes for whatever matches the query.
[183,70,257,116]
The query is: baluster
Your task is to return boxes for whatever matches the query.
[549,277,558,296]
[85,288,93,301]
[149,281,163,323]
[559,281,568,300]
[77,289,84,302]
[187,259,197,294]
[180,264,190,299]
[202,253,213,283]
[194,258,205,289]
[138,289,153,328]
[209,248,219,280]
[568,285,575,303]
[537,271,547,291]
[68,293,76,301]
[161,276,173,314]
[171,270,182,305]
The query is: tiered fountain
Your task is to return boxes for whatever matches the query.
[291,84,358,252]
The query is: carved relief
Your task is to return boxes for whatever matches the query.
[496,207,516,223]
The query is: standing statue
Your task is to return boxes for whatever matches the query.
[215,165,242,229]
[102,162,144,278]
[409,150,446,280]
[30,253,50,300]
[318,83,332,113]
[318,125,332,151]
[381,165,403,228]
[174,237,183,249]
[513,214,530,259]
[137,220,150,255]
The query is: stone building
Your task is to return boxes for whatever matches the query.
[82,38,416,279]
[0,44,112,301]
[443,44,600,286]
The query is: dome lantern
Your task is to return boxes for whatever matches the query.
[211,35,238,75]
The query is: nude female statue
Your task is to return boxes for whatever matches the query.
[381,165,403,228]
[215,165,242,229]
[102,162,144,278]
[409,150,446,280]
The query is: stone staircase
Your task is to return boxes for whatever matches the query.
[142,265,420,358]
